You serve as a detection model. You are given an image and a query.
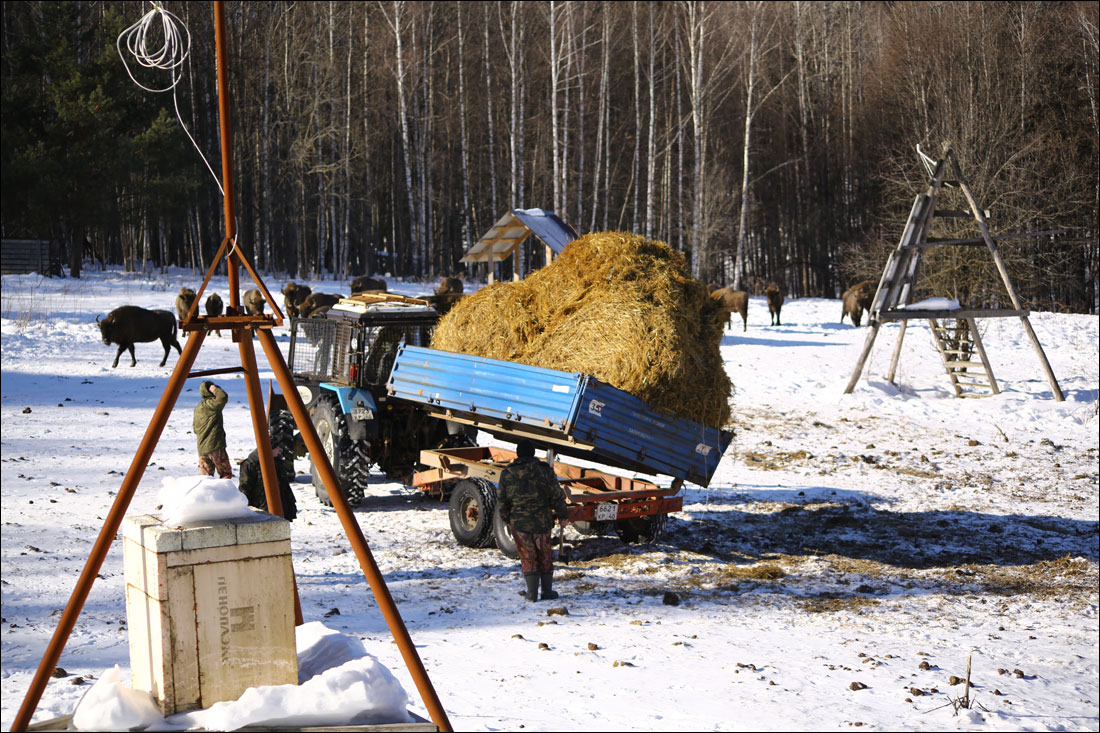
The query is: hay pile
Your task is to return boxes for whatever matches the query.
[430,232,731,428]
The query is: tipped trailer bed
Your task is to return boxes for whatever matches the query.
[387,345,731,487]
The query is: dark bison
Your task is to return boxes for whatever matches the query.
[426,293,464,316]
[300,292,344,318]
[97,306,182,368]
[176,287,197,322]
[841,280,875,327]
[243,289,266,315]
[350,275,387,294]
[765,282,785,326]
[281,282,312,318]
[435,276,464,296]
[205,292,224,336]
[709,287,749,331]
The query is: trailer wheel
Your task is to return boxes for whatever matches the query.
[309,395,368,507]
[492,506,518,559]
[572,520,613,536]
[448,478,497,548]
[615,513,667,544]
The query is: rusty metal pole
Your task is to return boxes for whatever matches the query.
[256,330,453,733]
[213,1,238,313]
[10,331,207,732]
[238,330,304,626]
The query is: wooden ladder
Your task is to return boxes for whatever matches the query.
[928,317,999,397]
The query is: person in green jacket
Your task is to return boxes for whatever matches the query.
[194,381,232,479]
[498,439,569,602]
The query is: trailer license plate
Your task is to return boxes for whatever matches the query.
[595,503,618,522]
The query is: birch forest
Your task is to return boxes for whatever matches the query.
[2,1,1098,312]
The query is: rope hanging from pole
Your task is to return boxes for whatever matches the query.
[117,1,229,212]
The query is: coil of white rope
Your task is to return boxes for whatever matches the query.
[117,1,228,211]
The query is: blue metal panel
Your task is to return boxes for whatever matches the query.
[387,346,583,429]
[320,384,378,418]
[511,209,578,254]
[388,346,730,486]
[570,380,729,487]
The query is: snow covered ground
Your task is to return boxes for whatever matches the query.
[1,268,1097,731]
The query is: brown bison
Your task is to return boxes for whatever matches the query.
[841,280,875,327]
[281,282,312,318]
[426,292,465,316]
[97,306,182,368]
[205,292,224,336]
[709,287,749,331]
[350,275,387,294]
[300,292,344,318]
[435,276,464,296]
[765,282,785,326]
[243,289,266,315]
[176,287,197,323]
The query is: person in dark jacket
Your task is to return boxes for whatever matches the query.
[238,446,298,521]
[498,439,569,602]
[193,381,232,478]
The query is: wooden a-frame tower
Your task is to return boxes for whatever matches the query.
[844,143,1064,401]
[11,5,452,731]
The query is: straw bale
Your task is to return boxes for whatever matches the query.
[431,232,731,428]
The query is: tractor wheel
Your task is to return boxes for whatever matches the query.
[268,408,297,460]
[309,395,368,507]
[448,478,497,548]
[615,513,668,544]
[492,506,518,559]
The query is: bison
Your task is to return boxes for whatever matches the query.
[765,282,785,326]
[281,282,312,318]
[243,289,266,315]
[709,287,749,331]
[350,275,387,294]
[435,276,464,296]
[841,280,875,327]
[299,292,344,318]
[426,292,465,316]
[205,292,224,336]
[97,306,182,368]
[176,287,197,322]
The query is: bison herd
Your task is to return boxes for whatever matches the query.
[706,278,878,332]
[99,272,872,367]
[97,274,467,367]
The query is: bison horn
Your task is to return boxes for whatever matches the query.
[96,314,102,323]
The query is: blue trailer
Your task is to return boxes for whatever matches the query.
[387,345,732,554]
[387,345,730,487]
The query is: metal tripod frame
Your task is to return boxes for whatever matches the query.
[10,4,452,730]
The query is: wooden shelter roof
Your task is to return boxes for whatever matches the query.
[461,208,577,264]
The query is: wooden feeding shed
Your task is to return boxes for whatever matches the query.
[461,208,577,283]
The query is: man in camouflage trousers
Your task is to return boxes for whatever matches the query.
[498,439,569,602]
[193,381,232,479]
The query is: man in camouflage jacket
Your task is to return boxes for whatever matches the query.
[498,439,568,601]
[239,446,297,521]
[193,381,232,479]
